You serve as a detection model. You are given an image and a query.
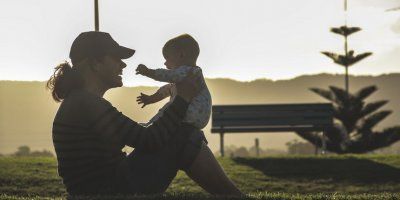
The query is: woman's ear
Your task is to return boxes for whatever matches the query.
[88,59,101,72]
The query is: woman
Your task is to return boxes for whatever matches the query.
[47,31,241,196]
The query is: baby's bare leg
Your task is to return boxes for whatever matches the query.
[184,142,242,196]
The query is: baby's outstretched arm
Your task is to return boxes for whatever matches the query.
[136,64,156,78]
[136,64,198,83]
[136,84,173,108]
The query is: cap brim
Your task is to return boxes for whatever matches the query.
[116,46,135,59]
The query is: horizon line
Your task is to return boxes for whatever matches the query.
[1,72,400,87]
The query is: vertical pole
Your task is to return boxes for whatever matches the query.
[321,131,327,155]
[344,0,348,25]
[255,138,260,157]
[345,67,349,94]
[314,134,319,155]
[220,133,224,157]
[94,0,99,31]
[344,35,349,94]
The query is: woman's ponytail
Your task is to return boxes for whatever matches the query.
[46,61,84,102]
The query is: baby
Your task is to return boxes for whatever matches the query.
[135,34,212,130]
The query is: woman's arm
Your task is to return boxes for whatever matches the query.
[90,95,188,151]
[89,71,200,151]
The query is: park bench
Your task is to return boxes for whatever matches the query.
[211,103,334,156]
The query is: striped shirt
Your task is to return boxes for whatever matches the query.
[52,88,188,194]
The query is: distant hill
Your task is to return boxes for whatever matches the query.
[1,73,399,154]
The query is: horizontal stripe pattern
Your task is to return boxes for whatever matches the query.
[52,89,188,194]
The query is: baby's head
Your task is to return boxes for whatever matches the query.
[162,34,199,69]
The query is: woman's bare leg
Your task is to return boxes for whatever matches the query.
[184,142,243,196]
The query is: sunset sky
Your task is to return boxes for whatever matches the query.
[1,0,400,86]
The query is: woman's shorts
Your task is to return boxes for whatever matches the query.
[114,123,207,194]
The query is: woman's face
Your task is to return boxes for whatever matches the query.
[96,55,127,88]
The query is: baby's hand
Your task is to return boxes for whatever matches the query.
[136,64,149,75]
[136,93,152,108]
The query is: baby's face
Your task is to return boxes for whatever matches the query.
[163,53,180,69]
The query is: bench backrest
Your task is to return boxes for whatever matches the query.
[211,103,334,133]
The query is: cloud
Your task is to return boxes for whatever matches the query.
[391,18,400,34]
[352,0,400,35]
[362,46,400,73]
[353,0,400,9]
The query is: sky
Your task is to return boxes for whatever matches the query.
[0,0,400,86]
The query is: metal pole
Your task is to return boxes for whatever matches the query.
[321,131,327,155]
[94,0,99,31]
[314,136,319,155]
[255,138,260,157]
[220,133,225,157]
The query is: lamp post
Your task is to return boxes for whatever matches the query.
[94,0,99,31]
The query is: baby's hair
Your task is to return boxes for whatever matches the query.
[163,34,200,63]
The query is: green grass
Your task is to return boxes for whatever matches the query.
[1,155,400,199]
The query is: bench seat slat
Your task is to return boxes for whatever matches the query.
[213,118,332,127]
[213,104,333,113]
[211,126,328,133]
[212,112,332,119]
[211,103,333,133]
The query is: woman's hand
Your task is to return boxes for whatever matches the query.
[175,69,202,102]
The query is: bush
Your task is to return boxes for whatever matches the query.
[13,145,54,157]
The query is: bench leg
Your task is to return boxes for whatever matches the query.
[314,131,327,155]
[220,133,224,157]
[314,134,319,155]
[255,138,260,157]
[314,145,318,155]
[321,131,327,155]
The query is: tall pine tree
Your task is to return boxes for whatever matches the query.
[295,1,400,154]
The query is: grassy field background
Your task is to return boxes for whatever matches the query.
[0,155,399,199]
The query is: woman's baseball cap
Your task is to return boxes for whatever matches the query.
[69,31,135,63]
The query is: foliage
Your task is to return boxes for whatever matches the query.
[303,23,400,153]
[13,146,54,157]
[285,140,315,155]
[296,85,400,153]
[215,145,286,158]
[323,26,372,69]
[330,26,361,37]
[322,25,372,94]
[321,51,372,68]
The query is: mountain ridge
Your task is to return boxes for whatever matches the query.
[1,73,399,154]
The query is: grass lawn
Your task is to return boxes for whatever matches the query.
[0,155,399,199]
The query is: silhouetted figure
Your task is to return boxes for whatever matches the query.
[47,31,241,196]
[135,34,211,138]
